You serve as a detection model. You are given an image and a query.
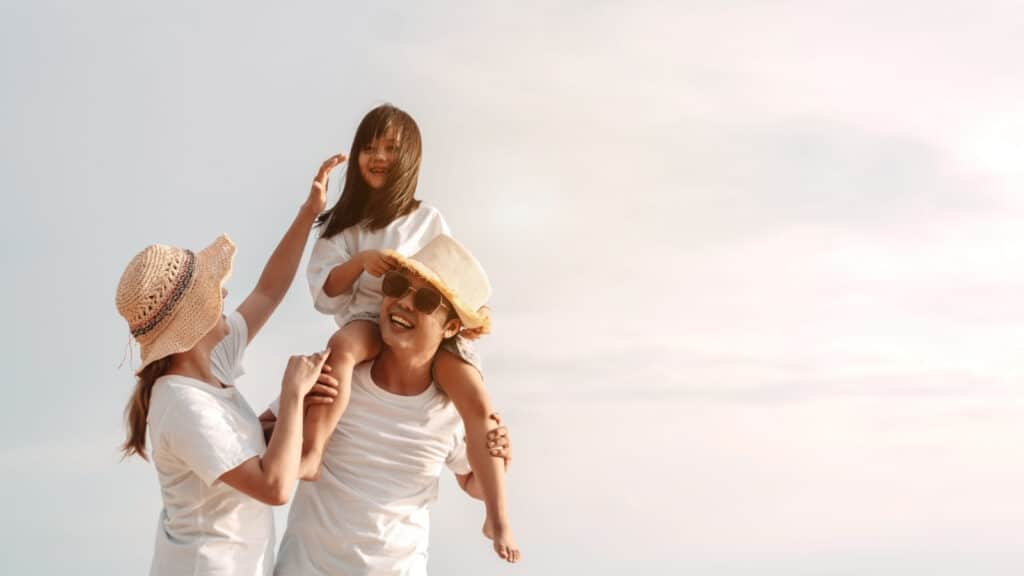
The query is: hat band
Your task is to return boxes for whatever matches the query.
[130,250,196,338]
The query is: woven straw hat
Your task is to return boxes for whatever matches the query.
[383,235,491,331]
[116,234,236,372]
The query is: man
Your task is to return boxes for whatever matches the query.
[267,235,512,575]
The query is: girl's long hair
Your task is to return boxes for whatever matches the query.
[316,104,423,237]
[121,356,171,461]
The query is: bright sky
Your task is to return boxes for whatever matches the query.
[3,1,1024,574]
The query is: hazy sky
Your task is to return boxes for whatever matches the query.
[3,1,1024,574]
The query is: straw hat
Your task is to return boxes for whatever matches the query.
[383,235,491,331]
[116,234,235,372]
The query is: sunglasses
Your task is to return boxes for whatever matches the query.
[381,270,450,315]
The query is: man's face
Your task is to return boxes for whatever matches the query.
[379,270,458,358]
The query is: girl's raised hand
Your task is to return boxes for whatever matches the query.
[307,154,347,214]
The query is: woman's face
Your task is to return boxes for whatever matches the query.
[198,287,231,348]
[358,127,401,190]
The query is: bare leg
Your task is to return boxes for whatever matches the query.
[298,320,380,480]
[435,350,520,563]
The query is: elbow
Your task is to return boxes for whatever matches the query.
[266,487,291,507]
[260,480,293,507]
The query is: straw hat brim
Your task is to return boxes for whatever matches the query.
[136,235,235,373]
[382,250,490,331]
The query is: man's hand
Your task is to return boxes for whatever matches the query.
[486,412,511,471]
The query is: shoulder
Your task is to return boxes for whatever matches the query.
[415,202,444,219]
[410,203,449,230]
[148,377,217,433]
[152,377,219,411]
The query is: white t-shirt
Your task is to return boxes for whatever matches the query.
[307,203,450,325]
[146,311,274,576]
[274,362,470,576]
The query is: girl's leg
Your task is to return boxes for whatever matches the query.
[298,320,380,480]
[434,350,520,563]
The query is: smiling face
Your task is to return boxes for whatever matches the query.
[379,270,460,360]
[358,127,401,191]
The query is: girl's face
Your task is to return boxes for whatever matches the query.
[358,127,401,190]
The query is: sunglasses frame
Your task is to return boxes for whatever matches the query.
[381,270,451,316]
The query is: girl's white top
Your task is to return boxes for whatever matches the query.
[146,312,274,576]
[307,203,450,325]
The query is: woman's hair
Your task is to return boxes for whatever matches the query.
[316,104,423,237]
[121,356,171,461]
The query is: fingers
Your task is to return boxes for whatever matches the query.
[307,383,338,399]
[317,153,347,178]
[365,257,395,277]
[487,426,507,441]
[304,395,334,407]
[311,348,331,369]
[316,371,340,389]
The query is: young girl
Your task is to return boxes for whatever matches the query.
[116,165,344,575]
[296,104,520,562]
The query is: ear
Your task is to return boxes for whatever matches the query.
[442,317,462,339]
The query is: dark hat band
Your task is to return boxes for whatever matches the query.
[130,250,195,338]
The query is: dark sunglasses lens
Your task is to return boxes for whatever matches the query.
[413,288,443,314]
[381,271,410,298]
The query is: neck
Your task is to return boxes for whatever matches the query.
[166,348,220,388]
[371,345,434,396]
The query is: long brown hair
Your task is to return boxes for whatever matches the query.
[316,104,423,237]
[121,356,171,461]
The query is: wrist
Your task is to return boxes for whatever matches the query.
[299,202,320,221]
[279,388,304,407]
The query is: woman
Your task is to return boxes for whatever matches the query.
[115,156,346,575]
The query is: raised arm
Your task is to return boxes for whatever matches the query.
[237,154,346,342]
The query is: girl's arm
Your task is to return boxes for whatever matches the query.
[219,351,334,505]
[237,154,345,342]
[321,249,394,297]
[456,419,512,500]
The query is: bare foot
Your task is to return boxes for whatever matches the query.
[483,515,521,563]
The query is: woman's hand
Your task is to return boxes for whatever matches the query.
[460,305,492,340]
[306,154,347,215]
[303,364,340,411]
[282,349,332,399]
[359,250,395,277]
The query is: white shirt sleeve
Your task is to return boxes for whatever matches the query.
[209,311,248,384]
[162,391,260,486]
[445,426,471,475]
[307,236,356,315]
[429,205,452,238]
